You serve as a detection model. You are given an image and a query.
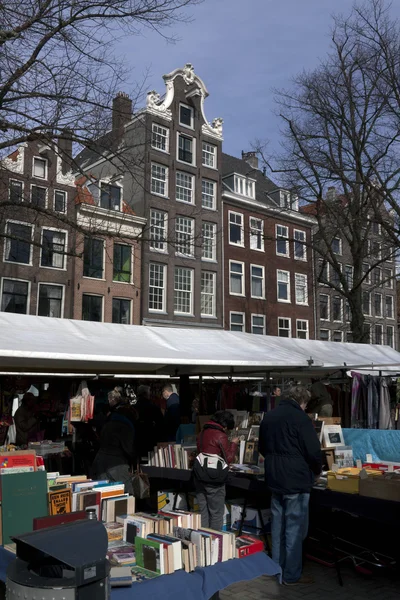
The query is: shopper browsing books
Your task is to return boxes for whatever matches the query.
[194,411,238,531]
[92,387,137,494]
[259,385,322,586]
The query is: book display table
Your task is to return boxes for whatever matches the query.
[0,548,281,600]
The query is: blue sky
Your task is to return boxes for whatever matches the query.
[117,0,400,159]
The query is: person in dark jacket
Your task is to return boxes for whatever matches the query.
[195,411,238,530]
[135,385,164,459]
[92,387,137,494]
[259,385,322,586]
[162,384,181,442]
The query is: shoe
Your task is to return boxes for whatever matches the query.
[283,575,314,586]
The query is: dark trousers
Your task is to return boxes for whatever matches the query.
[195,481,226,530]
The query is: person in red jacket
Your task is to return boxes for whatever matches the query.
[195,411,239,530]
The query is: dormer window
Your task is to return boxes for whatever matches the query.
[234,175,255,199]
[179,103,194,128]
[100,183,121,211]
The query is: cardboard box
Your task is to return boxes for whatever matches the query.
[359,475,400,502]
[327,468,382,494]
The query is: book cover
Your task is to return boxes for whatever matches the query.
[135,537,164,574]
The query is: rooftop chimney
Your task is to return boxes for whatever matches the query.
[242,151,259,170]
[112,92,132,136]
[57,129,73,174]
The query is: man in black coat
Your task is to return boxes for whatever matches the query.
[259,385,322,586]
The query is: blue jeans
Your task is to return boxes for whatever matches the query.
[271,492,310,583]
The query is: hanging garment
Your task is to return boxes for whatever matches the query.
[379,378,394,430]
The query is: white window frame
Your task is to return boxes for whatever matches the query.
[177,132,196,167]
[176,171,195,205]
[112,297,132,325]
[375,323,383,345]
[276,224,289,257]
[228,211,244,247]
[202,222,217,262]
[332,237,342,255]
[230,311,245,332]
[362,291,371,316]
[151,162,169,198]
[386,325,395,348]
[249,217,264,252]
[332,330,343,343]
[36,282,65,319]
[81,293,104,322]
[320,329,330,342]
[202,142,217,169]
[32,156,48,180]
[332,296,343,322]
[229,260,245,297]
[296,319,309,340]
[201,179,217,210]
[9,179,24,202]
[30,184,48,208]
[320,293,330,321]
[175,216,195,258]
[40,227,68,271]
[174,267,194,316]
[148,263,167,313]
[250,264,265,299]
[374,292,383,317]
[277,269,291,303]
[0,277,31,315]
[385,295,394,319]
[54,189,67,214]
[251,314,265,335]
[278,317,291,338]
[149,209,168,254]
[295,273,308,305]
[179,103,194,129]
[201,271,216,318]
[4,220,34,267]
[294,229,307,261]
[151,123,169,153]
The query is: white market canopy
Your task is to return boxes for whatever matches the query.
[0,313,400,377]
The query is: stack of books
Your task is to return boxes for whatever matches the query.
[148,442,197,469]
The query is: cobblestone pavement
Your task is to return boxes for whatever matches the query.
[220,560,400,600]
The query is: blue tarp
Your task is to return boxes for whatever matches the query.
[343,428,400,463]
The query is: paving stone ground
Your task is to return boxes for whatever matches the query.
[220,559,400,600]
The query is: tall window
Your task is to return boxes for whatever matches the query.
[9,180,23,203]
[112,298,131,324]
[362,291,371,316]
[229,211,243,246]
[320,294,329,320]
[82,294,103,322]
[252,315,265,335]
[296,320,309,339]
[41,229,66,269]
[150,209,167,252]
[149,263,166,312]
[384,268,393,289]
[387,325,394,348]
[201,271,216,317]
[152,123,169,152]
[251,265,265,299]
[83,237,104,279]
[386,296,394,319]
[374,293,382,317]
[178,134,194,164]
[229,261,244,295]
[31,185,46,208]
[4,222,32,265]
[113,244,132,283]
[202,222,216,261]
[179,104,193,128]
[33,157,47,179]
[100,183,121,211]
[277,270,290,302]
[1,279,29,314]
[332,296,342,321]
[276,225,289,256]
[202,142,217,168]
[278,317,291,337]
[38,284,63,318]
[295,273,308,305]
[375,324,383,345]
[176,172,194,204]
[174,267,193,314]
[151,163,168,197]
[294,230,306,260]
[54,190,66,213]
[230,312,244,332]
[175,216,194,257]
[332,238,342,255]
[202,180,216,210]
[344,265,353,288]
[250,217,264,251]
